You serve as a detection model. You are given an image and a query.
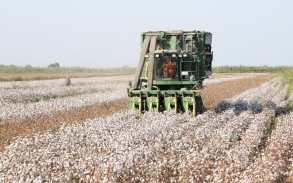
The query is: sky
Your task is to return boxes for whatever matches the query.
[0,0,292,68]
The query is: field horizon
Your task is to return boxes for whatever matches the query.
[0,64,292,81]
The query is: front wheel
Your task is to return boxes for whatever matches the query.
[196,97,204,115]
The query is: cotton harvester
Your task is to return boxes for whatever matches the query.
[127,30,213,116]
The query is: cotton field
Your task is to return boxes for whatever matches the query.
[0,76,133,121]
[0,74,292,182]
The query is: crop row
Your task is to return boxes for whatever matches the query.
[0,74,260,104]
[239,112,293,182]
[0,76,132,104]
[207,84,289,182]
[0,76,132,121]
[0,74,260,122]
[0,77,290,182]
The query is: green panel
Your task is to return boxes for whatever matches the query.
[129,97,141,109]
[153,80,198,85]
[196,32,206,78]
[182,97,196,116]
[153,80,181,85]
[128,88,202,116]
[170,36,177,51]
[129,97,142,118]
[140,30,213,80]
[181,81,198,85]
[164,97,177,112]
[128,89,201,97]
[141,60,149,80]
[146,97,159,111]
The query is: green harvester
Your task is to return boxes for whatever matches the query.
[127,30,213,116]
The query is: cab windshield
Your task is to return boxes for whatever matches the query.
[155,54,178,80]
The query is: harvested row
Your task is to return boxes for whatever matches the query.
[0,77,288,182]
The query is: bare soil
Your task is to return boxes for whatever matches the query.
[202,73,279,109]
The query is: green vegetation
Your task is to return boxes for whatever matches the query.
[0,65,135,81]
[213,65,292,73]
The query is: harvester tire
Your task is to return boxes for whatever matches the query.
[196,98,204,115]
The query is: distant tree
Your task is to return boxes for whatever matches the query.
[48,62,60,68]
[25,65,32,68]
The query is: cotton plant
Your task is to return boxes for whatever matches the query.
[0,76,132,121]
[0,78,291,182]
[0,73,255,122]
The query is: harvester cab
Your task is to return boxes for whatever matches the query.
[128,30,213,116]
